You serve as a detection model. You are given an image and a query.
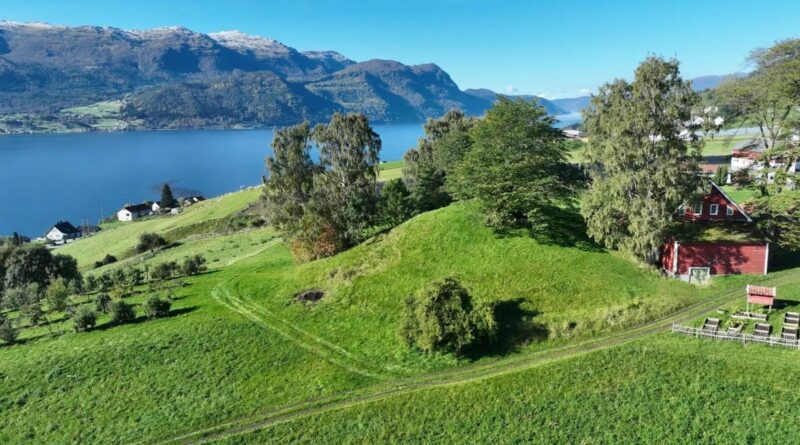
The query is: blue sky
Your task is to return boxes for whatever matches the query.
[3,0,799,98]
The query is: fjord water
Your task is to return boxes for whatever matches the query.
[0,125,425,236]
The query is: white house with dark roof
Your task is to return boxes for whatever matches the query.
[117,203,152,221]
[46,221,82,242]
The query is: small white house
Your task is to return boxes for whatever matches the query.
[151,202,161,212]
[117,203,152,221]
[46,221,81,242]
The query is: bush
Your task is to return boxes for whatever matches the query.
[135,233,167,253]
[143,295,171,319]
[109,300,136,325]
[150,261,178,281]
[95,293,112,313]
[45,278,70,313]
[401,277,496,354]
[93,254,117,269]
[181,255,207,276]
[72,306,97,332]
[0,318,19,344]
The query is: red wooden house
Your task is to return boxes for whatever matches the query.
[662,182,769,281]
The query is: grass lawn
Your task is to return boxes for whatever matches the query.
[703,134,751,156]
[60,101,123,118]
[378,159,405,182]
[721,185,760,204]
[222,333,800,444]
[0,275,375,444]
[58,188,262,269]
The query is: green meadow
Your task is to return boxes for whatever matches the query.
[2,188,799,444]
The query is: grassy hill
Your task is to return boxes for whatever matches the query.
[58,188,262,270]
[2,190,797,443]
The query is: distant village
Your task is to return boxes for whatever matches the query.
[41,193,205,246]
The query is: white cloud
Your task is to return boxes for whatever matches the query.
[579,88,592,94]
[505,84,519,94]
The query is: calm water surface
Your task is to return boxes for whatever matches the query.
[0,125,423,236]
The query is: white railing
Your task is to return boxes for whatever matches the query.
[671,324,800,349]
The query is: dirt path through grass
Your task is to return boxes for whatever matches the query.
[153,271,800,445]
[212,284,390,380]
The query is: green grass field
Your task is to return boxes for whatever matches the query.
[60,101,123,118]
[221,334,800,444]
[3,188,800,444]
[703,134,751,156]
[378,159,405,182]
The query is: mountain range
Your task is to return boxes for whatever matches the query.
[0,21,742,132]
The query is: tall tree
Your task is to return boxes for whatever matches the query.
[262,122,317,232]
[717,39,800,193]
[581,57,703,262]
[451,97,575,228]
[404,110,475,212]
[310,113,382,247]
[160,183,178,208]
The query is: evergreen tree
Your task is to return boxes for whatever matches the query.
[404,110,474,212]
[452,97,575,228]
[581,56,703,263]
[379,179,414,227]
[160,183,178,208]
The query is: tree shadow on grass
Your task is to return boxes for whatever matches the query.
[770,247,800,273]
[492,206,605,253]
[94,305,199,331]
[464,298,549,359]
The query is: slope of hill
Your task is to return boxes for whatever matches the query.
[1,190,793,443]
[691,73,746,92]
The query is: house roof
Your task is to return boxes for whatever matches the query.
[51,221,79,234]
[710,181,753,223]
[121,203,151,213]
[673,223,764,243]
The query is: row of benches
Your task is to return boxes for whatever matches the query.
[702,312,800,340]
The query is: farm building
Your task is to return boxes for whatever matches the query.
[117,203,152,221]
[662,182,769,281]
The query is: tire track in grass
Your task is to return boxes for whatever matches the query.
[228,287,414,377]
[153,272,800,445]
[212,284,388,380]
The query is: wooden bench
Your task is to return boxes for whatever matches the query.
[702,318,721,332]
[753,323,771,338]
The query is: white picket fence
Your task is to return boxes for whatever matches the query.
[671,324,800,350]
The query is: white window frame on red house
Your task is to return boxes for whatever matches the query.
[693,203,703,215]
[709,204,719,215]
[726,205,734,216]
